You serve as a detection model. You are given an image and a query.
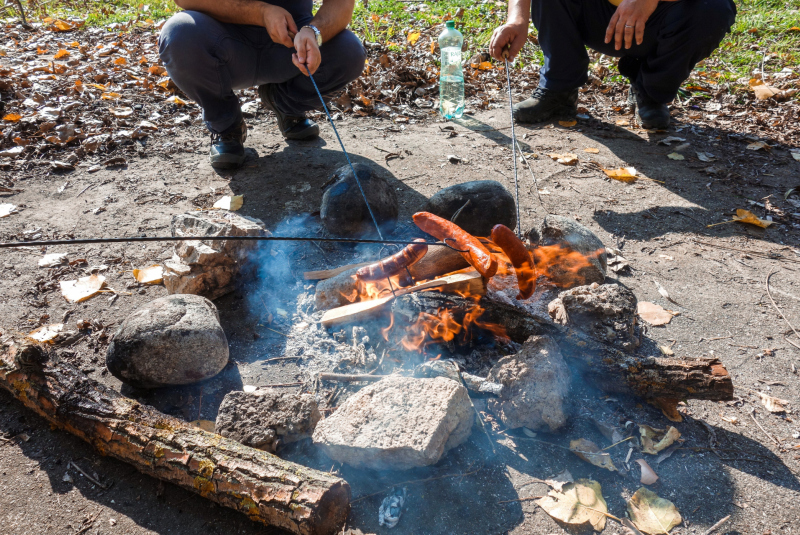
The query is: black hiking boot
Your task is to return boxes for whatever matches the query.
[258,83,320,140]
[628,85,670,130]
[512,86,578,123]
[209,119,247,170]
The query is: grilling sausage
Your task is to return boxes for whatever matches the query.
[491,224,536,299]
[356,239,428,281]
[412,212,498,278]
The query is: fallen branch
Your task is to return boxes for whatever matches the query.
[0,343,349,535]
[749,408,781,446]
[69,460,108,489]
[702,514,731,535]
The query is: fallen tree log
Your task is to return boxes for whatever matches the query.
[391,293,734,402]
[0,343,350,535]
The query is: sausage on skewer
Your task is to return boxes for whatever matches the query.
[356,239,428,281]
[412,212,498,278]
[491,224,536,300]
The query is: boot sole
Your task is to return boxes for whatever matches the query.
[284,124,320,141]
[209,153,245,170]
[513,106,577,124]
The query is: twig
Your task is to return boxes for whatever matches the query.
[69,461,108,489]
[602,436,635,450]
[702,514,731,535]
[318,372,386,382]
[765,270,800,351]
[691,239,800,265]
[261,382,304,387]
[261,356,303,364]
[498,495,543,504]
[498,431,613,458]
[749,408,780,446]
[76,183,95,197]
[351,464,483,503]
[264,326,292,338]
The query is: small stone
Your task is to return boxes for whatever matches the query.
[548,283,639,351]
[487,335,570,432]
[530,215,607,287]
[320,163,398,237]
[423,180,516,236]
[215,390,321,451]
[313,376,473,470]
[105,295,229,388]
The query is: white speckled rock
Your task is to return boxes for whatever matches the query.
[106,295,228,388]
[312,376,473,470]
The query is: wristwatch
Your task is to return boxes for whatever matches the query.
[302,24,322,46]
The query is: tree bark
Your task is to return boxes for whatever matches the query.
[391,293,734,402]
[0,344,350,535]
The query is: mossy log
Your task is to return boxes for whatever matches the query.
[0,343,350,535]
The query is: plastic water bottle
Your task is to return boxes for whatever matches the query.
[438,20,464,120]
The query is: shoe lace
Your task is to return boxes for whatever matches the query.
[210,124,243,144]
[529,86,548,99]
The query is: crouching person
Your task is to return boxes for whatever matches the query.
[489,0,736,129]
[159,0,366,169]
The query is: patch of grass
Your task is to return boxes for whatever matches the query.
[13,0,178,26]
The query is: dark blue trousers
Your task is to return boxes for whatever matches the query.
[532,0,736,103]
[158,2,366,134]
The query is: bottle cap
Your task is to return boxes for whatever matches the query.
[445,20,455,28]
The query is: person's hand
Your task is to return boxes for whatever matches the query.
[605,0,660,50]
[489,23,528,62]
[292,27,321,76]
[260,3,298,48]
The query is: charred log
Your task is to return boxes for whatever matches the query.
[0,343,349,535]
[391,294,734,402]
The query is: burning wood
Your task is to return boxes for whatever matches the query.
[0,342,350,535]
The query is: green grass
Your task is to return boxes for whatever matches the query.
[6,0,799,93]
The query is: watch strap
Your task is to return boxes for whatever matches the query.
[302,25,322,46]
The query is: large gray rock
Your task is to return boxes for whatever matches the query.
[215,390,321,452]
[106,295,229,388]
[312,376,473,470]
[424,180,516,236]
[548,282,639,352]
[163,211,269,300]
[486,335,570,432]
[529,215,607,287]
[321,163,398,237]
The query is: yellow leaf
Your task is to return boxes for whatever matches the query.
[407,31,421,45]
[213,195,244,211]
[101,92,122,100]
[789,26,800,32]
[133,265,164,284]
[29,323,64,343]
[190,420,217,433]
[476,61,493,70]
[3,113,22,122]
[68,41,80,47]
[430,40,436,54]
[750,77,780,100]
[628,488,682,535]
[732,208,773,228]
[148,65,167,75]
[558,120,577,127]
[54,49,70,59]
[603,167,638,183]
[165,95,186,106]
[637,302,675,325]
[52,20,75,31]
[570,438,617,471]
[615,118,629,126]
[113,57,127,65]
[667,152,685,160]
[583,147,600,154]
[59,274,106,303]
[37,46,48,55]
[88,82,107,90]
[639,425,681,454]
[536,480,608,531]
[746,140,768,151]
[547,153,578,166]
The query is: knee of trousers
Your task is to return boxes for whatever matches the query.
[158,11,218,66]
[328,30,367,84]
[676,0,736,44]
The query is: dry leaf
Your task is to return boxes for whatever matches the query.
[637,302,675,326]
[60,274,106,303]
[696,152,715,162]
[635,459,659,485]
[616,118,629,126]
[545,469,574,492]
[627,488,682,535]
[29,323,64,343]
[547,153,578,166]
[3,113,22,122]
[558,120,577,127]
[133,265,164,284]
[536,479,608,531]
[604,167,638,183]
[791,152,800,161]
[0,146,24,157]
[54,49,70,59]
[584,147,600,154]
[111,107,134,118]
[657,136,686,146]
[667,152,685,160]
[733,209,773,228]
[38,253,68,268]
[746,141,768,151]
[757,392,789,413]
[407,31,421,45]
[639,425,681,454]
[749,77,781,100]
[101,92,122,100]
[570,438,617,471]
[0,203,18,218]
[212,195,244,211]
[166,95,187,106]
[190,420,217,433]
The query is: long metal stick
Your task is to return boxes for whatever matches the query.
[305,65,384,240]
[504,56,522,238]
[0,236,463,250]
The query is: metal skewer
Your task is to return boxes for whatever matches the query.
[503,52,522,238]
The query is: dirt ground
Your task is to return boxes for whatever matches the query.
[2,97,800,535]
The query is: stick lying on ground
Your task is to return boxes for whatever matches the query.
[0,342,350,535]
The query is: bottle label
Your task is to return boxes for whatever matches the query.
[441,47,462,71]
